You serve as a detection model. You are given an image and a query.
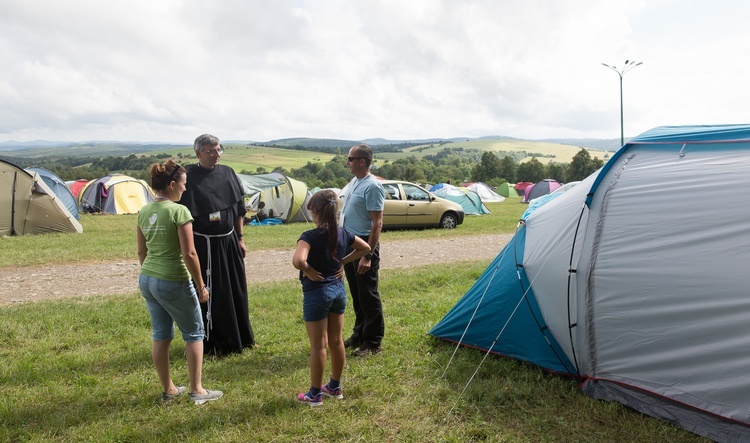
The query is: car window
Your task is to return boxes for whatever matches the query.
[402,184,430,201]
[383,183,402,200]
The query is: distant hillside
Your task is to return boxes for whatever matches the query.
[258,135,520,148]
[0,141,188,158]
[0,136,619,160]
[256,138,359,149]
[537,138,622,151]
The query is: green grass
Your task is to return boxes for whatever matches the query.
[0,263,706,442]
[0,199,527,268]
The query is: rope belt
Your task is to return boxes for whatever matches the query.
[194,228,235,339]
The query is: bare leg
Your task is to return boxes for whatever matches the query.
[327,312,345,381]
[152,339,179,394]
[305,318,328,389]
[186,340,206,395]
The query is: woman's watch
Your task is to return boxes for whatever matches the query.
[364,252,374,260]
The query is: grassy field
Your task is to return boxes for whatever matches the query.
[0,200,527,268]
[147,143,338,173]
[0,199,709,442]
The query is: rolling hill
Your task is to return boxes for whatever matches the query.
[0,136,618,169]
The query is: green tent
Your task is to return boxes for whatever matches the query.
[238,172,312,223]
[497,182,519,198]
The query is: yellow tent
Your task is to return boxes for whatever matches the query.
[79,174,154,215]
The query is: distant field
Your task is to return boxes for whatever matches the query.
[377,139,613,164]
[145,144,337,173]
[2,138,614,170]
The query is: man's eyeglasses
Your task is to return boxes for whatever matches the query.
[347,156,364,162]
[202,147,224,156]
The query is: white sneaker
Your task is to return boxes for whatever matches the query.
[189,389,223,405]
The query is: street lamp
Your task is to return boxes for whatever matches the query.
[602,60,643,147]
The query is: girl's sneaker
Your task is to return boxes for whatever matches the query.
[297,391,323,407]
[321,383,343,399]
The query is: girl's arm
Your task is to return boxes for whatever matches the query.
[293,239,323,281]
[341,235,371,266]
[178,221,209,303]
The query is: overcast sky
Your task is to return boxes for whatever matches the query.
[2,0,749,144]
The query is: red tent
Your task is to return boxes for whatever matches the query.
[515,181,534,193]
[67,179,90,199]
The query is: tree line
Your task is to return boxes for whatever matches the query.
[276,147,606,190]
[1,147,605,191]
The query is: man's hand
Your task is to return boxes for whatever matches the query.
[238,238,247,258]
[357,257,371,274]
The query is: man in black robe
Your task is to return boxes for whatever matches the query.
[179,134,255,355]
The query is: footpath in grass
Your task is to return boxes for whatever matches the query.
[0,263,707,442]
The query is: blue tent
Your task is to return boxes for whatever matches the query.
[27,167,80,220]
[428,183,490,215]
[429,226,574,373]
[430,125,750,442]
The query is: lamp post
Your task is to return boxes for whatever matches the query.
[602,60,643,147]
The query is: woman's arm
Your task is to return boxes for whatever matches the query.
[136,227,147,266]
[178,221,209,303]
[341,235,371,266]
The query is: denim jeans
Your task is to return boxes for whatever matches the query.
[139,274,205,342]
[303,280,347,322]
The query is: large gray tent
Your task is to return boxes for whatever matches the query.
[431,125,750,442]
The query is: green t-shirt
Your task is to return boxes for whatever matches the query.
[137,201,193,281]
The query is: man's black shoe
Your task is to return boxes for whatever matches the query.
[344,337,361,349]
[352,344,382,357]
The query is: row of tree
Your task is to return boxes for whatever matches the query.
[279,147,605,190]
[1,146,606,191]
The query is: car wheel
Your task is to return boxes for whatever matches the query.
[440,213,458,229]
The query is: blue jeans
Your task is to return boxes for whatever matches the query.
[139,274,205,342]
[303,281,347,322]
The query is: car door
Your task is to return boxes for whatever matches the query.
[402,183,438,226]
[382,182,407,227]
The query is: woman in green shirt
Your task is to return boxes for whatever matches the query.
[137,160,222,405]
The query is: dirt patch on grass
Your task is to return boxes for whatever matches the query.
[0,234,512,305]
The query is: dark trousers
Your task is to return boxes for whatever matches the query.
[344,242,384,347]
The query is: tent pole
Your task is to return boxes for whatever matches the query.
[10,171,18,235]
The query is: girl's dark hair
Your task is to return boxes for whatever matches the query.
[148,160,185,192]
[307,189,340,262]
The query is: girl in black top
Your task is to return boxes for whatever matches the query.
[292,190,370,406]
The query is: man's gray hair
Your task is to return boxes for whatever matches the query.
[194,134,220,154]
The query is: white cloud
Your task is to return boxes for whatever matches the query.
[1,0,749,143]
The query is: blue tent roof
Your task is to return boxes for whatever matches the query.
[27,167,80,220]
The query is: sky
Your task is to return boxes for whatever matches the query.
[2,0,750,144]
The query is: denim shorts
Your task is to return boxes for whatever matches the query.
[303,281,347,322]
[138,274,205,342]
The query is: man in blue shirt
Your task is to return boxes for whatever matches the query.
[341,144,385,356]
